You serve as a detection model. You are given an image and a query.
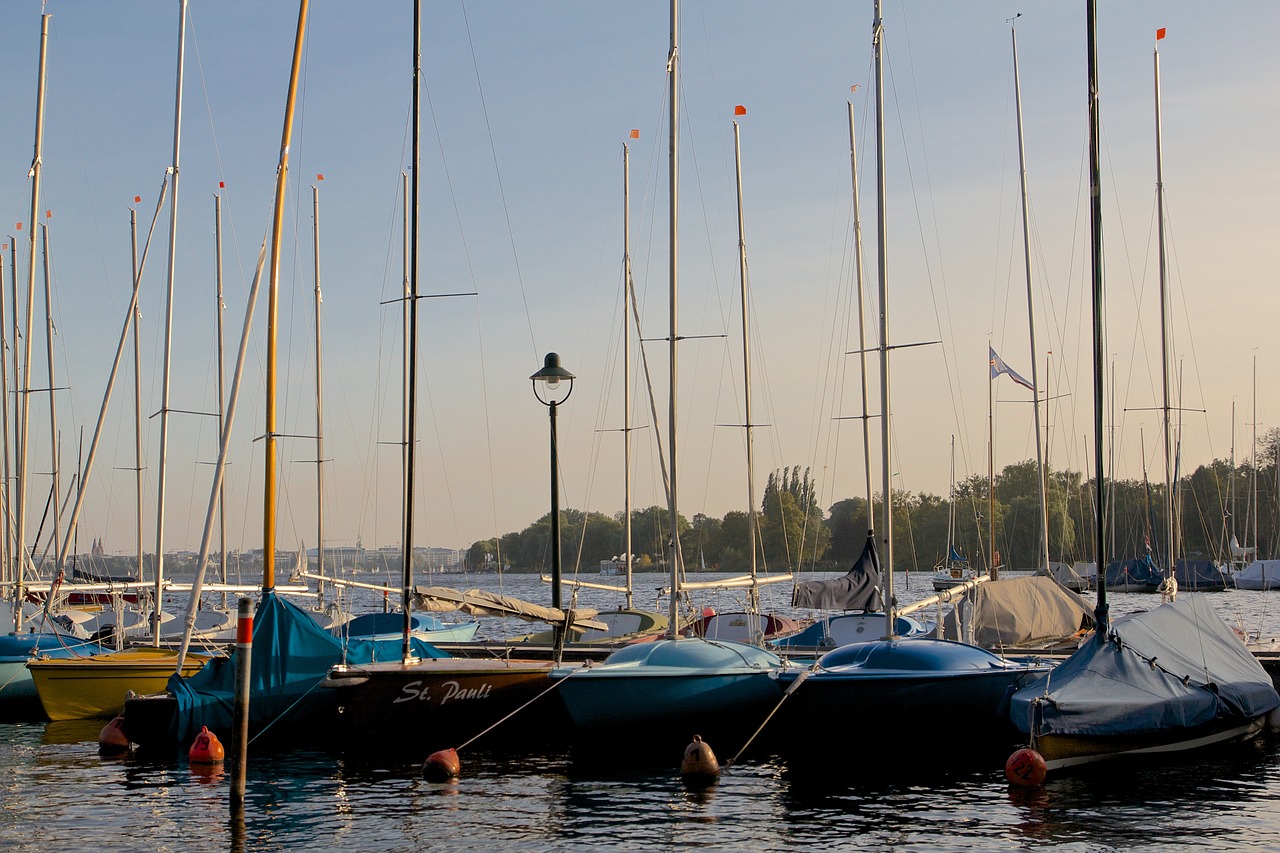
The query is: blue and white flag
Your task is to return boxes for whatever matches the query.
[989,346,1034,391]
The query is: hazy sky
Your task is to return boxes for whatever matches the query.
[0,1,1274,561]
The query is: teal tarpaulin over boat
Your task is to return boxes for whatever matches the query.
[163,591,446,747]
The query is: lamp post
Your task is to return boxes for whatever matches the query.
[531,352,575,646]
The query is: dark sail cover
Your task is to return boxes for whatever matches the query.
[792,533,883,611]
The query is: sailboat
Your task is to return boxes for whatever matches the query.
[1008,19,1279,774]
[550,1,786,754]
[770,0,1051,767]
[316,2,604,759]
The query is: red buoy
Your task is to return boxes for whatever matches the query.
[98,715,130,754]
[423,748,461,781]
[1005,747,1047,786]
[189,726,226,764]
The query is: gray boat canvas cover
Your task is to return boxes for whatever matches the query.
[942,575,1094,648]
[1011,594,1280,737]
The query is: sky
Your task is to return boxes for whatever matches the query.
[0,1,1275,560]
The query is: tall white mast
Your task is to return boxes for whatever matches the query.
[312,184,326,608]
[153,0,189,644]
[1154,33,1176,583]
[15,14,51,630]
[623,142,634,608]
[665,0,682,638]
[846,101,874,534]
[873,0,894,640]
[1012,20,1050,573]
[40,225,61,572]
[732,118,759,612]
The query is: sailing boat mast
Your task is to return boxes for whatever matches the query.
[623,142,634,609]
[40,225,61,572]
[401,0,421,662]
[214,194,227,596]
[312,183,326,609]
[732,117,760,612]
[665,0,682,639]
[1154,31,1176,585]
[153,0,189,644]
[14,14,50,630]
[846,100,874,535]
[1012,20,1050,573]
[873,0,894,640]
[131,209,145,597]
[263,0,311,591]
[0,243,9,586]
[1087,0,1109,635]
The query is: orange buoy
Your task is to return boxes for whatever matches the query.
[680,734,720,786]
[189,726,226,765]
[423,748,461,782]
[1005,747,1047,786]
[98,715,131,755]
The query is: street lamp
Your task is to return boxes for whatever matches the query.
[531,352,575,645]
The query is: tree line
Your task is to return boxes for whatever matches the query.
[468,433,1280,574]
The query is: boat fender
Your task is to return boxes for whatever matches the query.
[189,726,226,765]
[98,716,130,755]
[680,734,720,786]
[423,748,461,782]
[1004,748,1046,787]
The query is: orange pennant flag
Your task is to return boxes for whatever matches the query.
[1156,27,1166,40]
[851,84,860,93]
[45,210,52,218]
[734,105,747,116]
[316,173,325,181]
[15,223,21,231]
[629,129,640,139]
[133,195,141,203]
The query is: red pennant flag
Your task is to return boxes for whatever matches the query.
[734,105,747,116]
[1156,27,1166,40]
[133,195,141,203]
[316,173,325,181]
[629,129,640,139]
[45,210,52,218]
[219,181,225,188]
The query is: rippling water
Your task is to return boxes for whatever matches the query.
[4,571,1280,851]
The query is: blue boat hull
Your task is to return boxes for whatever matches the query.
[553,638,784,753]
[774,638,1051,766]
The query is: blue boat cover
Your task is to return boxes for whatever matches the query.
[164,591,446,745]
[1010,595,1279,737]
[792,533,883,611]
[338,610,448,637]
[1104,554,1162,589]
[1174,559,1229,591]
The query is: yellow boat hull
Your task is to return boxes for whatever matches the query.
[27,648,211,721]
